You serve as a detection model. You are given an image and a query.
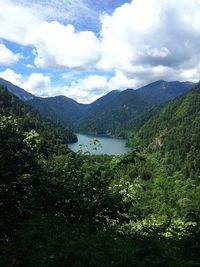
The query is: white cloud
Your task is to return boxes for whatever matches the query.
[0,68,57,97]
[0,68,23,86]
[0,69,108,102]
[24,63,35,69]
[0,1,101,70]
[22,73,53,96]
[1,0,200,99]
[98,0,200,85]
[0,43,22,66]
[59,72,149,103]
[107,71,138,90]
[0,0,41,44]
[28,21,101,70]
[1,65,199,105]
[59,74,108,103]
[180,67,200,82]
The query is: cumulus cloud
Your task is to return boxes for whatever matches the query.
[0,68,56,97]
[0,68,23,86]
[0,0,101,70]
[0,0,41,44]
[0,43,22,66]
[107,71,138,90]
[1,0,200,101]
[59,74,108,103]
[59,72,147,103]
[0,69,107,102]
[0,0,93,43]
[98,0,200,84]
[28,22,101,70]
[22,73,53,96]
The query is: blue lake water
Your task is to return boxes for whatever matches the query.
[68,133,131,155]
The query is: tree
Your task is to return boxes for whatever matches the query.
[0,116,39,183]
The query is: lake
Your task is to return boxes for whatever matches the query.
[68,133,131,155]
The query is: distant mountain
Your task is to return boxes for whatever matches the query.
[138,80,196,104]
[77,81,196,135]
[28,95,89,129]
[0,78,34,101]
[27,90,121,130]
[90,90,120,109]
[77,89,149,135]
[0,78,196,136]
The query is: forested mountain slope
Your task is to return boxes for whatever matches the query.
[78,81,196,135]
[138,80,195,104]
[27,90,122,131]
[0,78,34,101]
[1,84,200,266]
[0,86,77,152]
[132,83,200,176]
[77,89,149,135]
[28,95,89,128]
[89,90,120,109]
[0,78,195,136]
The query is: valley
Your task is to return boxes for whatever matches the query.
[1,1,200,265]
[0,78,196,138]
[1,79,200,266]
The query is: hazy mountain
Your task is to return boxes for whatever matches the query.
[28,90,121,130]
[0,78,34,101]
[77,81,196,135]
[0,78,196,136]
[90,90,120,109]
[138,80,196,104]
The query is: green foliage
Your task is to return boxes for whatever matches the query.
[0,215,183,267]
[131,83,200,176]
[28,95,88,129]
[27,80,195,137]
[0,86,77,156]
[1,84,200,266]
[0,116,39,183]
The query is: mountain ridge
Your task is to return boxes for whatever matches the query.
[131,82,200,176]
[0,78,196,136]
[0,78,35,101]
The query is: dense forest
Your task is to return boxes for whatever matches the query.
[77,81,196,136]
[25,80,195,136]
[1,84,200,266]
[1,78,195,137]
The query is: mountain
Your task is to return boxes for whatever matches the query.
[28,95,89,128]
[0,78,34,101]
[2,82,200,266]
[138,80,196,104]
[77,89,149,135]
[27,90,121,131]
[0,85,77,152]
[90,90,120,109]
[29,80,195,137]
[77,81,196,135]
[133,82,200,176]
[0,78,196,136]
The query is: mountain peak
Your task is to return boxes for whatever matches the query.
[137,80,196,104]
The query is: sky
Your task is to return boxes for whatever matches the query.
[0,0,200,103]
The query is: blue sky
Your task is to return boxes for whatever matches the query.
[0,0,200,103]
